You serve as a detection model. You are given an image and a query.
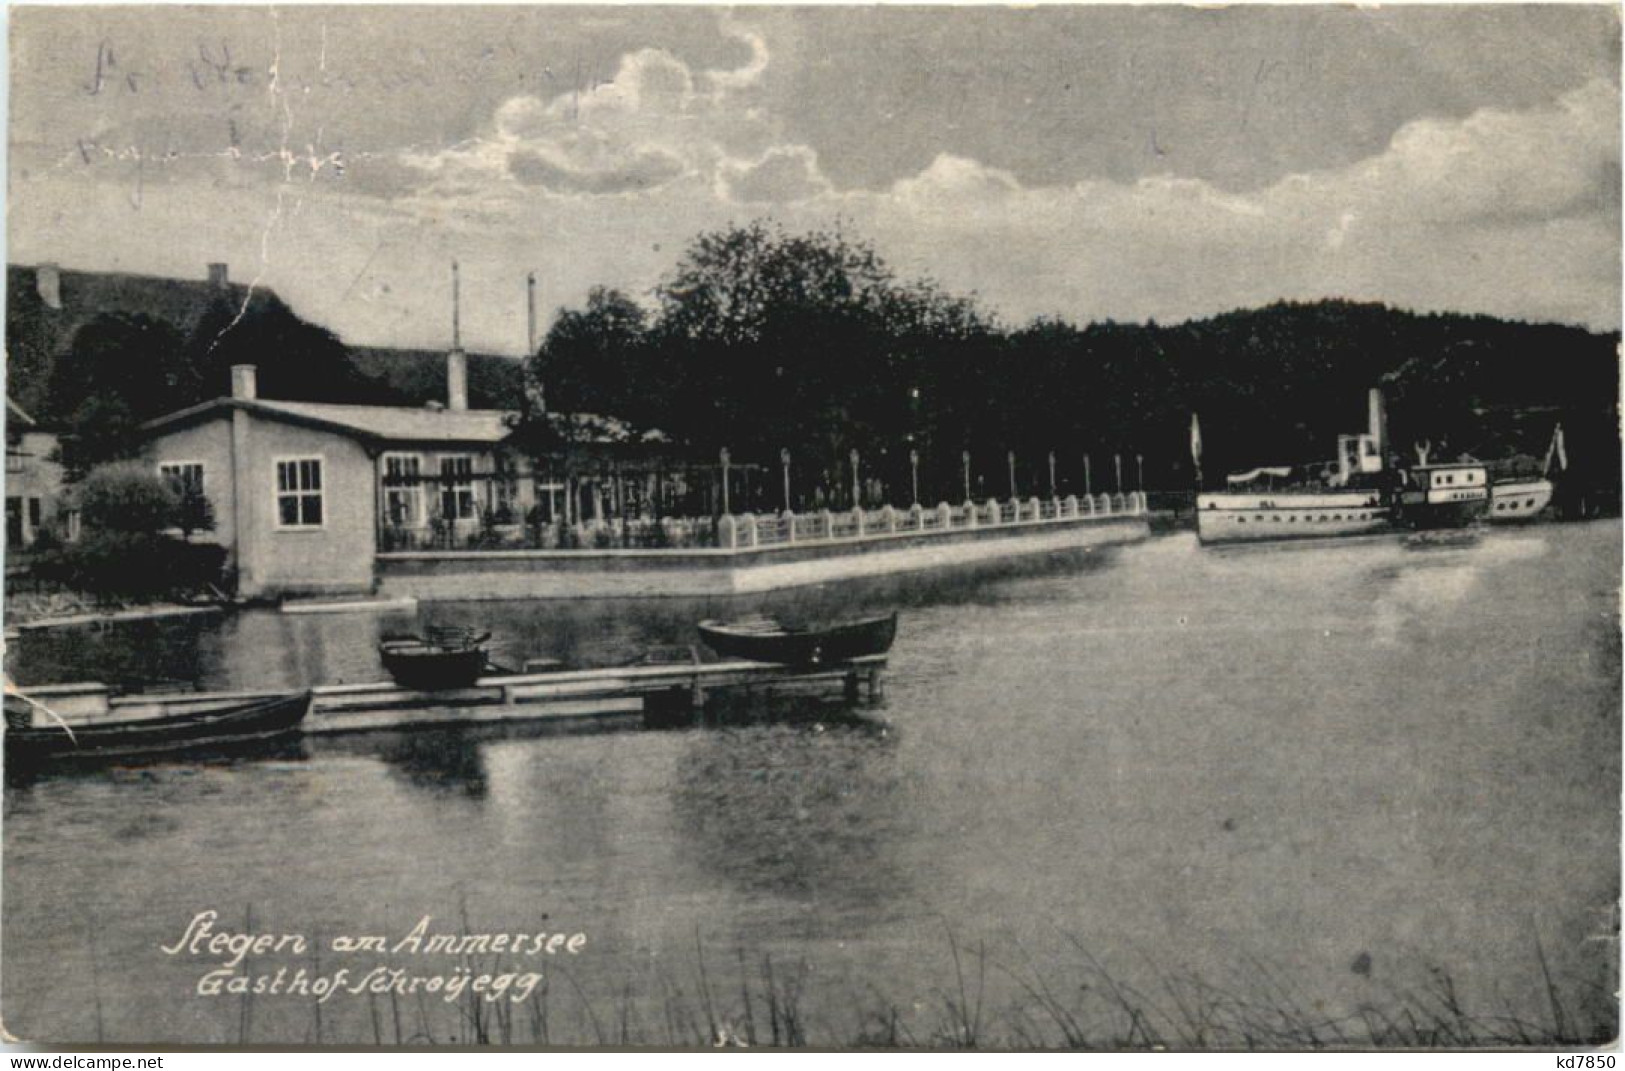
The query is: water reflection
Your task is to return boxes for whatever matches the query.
[3,735,309,790]
[5,547,1122,692]
[670,718,911,910]
[307,716,649,798]
[327,728,490,797]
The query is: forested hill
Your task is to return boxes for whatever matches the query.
[1041,299,1618,488]
[526,224,1619,503]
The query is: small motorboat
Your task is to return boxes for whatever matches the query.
[697,612,898,665]
[4,690,312,766]
[379,626,492,690]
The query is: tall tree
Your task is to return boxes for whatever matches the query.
[47,313,187,476]
[184,293,381,405]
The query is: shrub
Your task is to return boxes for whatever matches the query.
[41,531,227,601]
[75,461,179,534]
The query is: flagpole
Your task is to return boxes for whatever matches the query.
[1190,412,1204,490]
[1544,423,1567,477]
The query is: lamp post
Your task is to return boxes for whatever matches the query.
[1114,452,1123,495]
[1007,451,1017,499]
[850,448,861,509]
[962,451,971,502]
[780,448,793,516]
[1084,453,1093,498]
[1136,453,1145,492]
[1048,450,1057,498]
[909,449,920,506]
[720,447,731,515]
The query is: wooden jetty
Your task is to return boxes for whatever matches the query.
[9,654,888,739]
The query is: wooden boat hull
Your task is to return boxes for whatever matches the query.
[1195,491,1391,545]
[5,691,311,765]
[1488,478,1554,522]
[379,644,489,690]
[698,613,898,665]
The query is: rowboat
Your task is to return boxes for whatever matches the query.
[4,690,311,766]
[379,626,492,689]
[697,612,898,665]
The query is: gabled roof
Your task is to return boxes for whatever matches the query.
[142,398,514,445]
[253,400,512,443]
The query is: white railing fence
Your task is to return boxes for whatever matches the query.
[717,491,1145,550]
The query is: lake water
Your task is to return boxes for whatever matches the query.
[4,523,1619,1047]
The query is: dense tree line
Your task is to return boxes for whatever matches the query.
[29,221,1618,510]
[525,223,1620,507]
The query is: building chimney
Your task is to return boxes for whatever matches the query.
[231,364,258,401]
[208,263,230,289]
[447,350,468,411]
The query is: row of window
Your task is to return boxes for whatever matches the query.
[1432,471,1483,487]
[1494,498,1540,511]
[1235,511,1375,524]
[156,455,524,531]
[159,459,326,529]
[384,454,480,525]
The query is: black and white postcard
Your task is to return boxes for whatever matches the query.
[3,4,1619,1052]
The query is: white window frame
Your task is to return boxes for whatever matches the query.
[157,460,206,496]
[533,479,565,523]
[382,452,425,528]
[439,454,476,521]
[274,456,327,531]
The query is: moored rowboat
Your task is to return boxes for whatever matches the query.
[379,627,492,690]
[4,690,311,765]
[697,612,898,665]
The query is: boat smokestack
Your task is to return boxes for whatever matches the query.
[1368,388,1387,462]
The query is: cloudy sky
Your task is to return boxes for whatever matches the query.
[8,5,1621,354]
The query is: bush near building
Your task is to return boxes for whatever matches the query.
[29,462,227,603]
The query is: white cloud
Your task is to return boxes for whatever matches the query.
[10,15,1616,355]
[397,16,780,203]
[720,145,831,204]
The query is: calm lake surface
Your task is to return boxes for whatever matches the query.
[5,523,1619,1046]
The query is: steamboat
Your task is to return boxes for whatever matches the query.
[1196,389,1396,546]
[1395,461,1489,529]
[1195,392,1565,545]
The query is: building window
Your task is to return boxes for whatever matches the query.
[440,456,475,520]
[159,461,205,495]
[532,480,564,524]
[27,498,41,531]
[5,451,23,474]
[275,458,324,527]
[383,454,423,526]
